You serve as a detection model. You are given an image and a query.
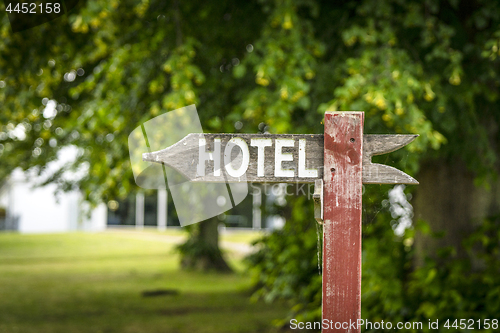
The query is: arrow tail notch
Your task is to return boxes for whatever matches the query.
[362,134,419,184]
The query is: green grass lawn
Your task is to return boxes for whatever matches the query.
[0,230,291,333]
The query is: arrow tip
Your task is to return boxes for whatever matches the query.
[142,152,155,162]
[364,134,419,157]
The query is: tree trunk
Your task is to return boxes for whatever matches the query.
[413,159,500,267]
[179,217,232,273]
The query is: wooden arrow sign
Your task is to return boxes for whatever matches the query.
[142,133,418,184]
[140,111,418,333]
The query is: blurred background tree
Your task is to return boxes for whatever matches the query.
[1,0,500,329]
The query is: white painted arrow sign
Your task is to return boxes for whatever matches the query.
[142,133,418,184]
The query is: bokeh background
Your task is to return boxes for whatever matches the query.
[1,0,500,332]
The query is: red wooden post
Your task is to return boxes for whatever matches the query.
[322,112,364,333]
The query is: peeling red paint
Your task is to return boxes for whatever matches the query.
[322,112,363,333]
[347,149,360,165]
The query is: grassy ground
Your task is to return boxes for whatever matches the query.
[142,227,265,243]
[0,230,291,333]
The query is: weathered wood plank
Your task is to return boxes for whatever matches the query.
[143,133,323,183]
[142,133,418,184]
[322,112,363,333]
[362,134,418,184]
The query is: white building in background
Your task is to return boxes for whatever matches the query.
[0,147,285,233]
[0,147,107,233]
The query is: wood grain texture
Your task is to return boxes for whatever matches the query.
[142,133,418,184]
[363,135,418,184]
[143,133,323,183]
[322,112,363,333]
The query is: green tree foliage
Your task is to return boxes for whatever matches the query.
[5,0,499,198]
[1,0,500,328]
[360,214,500,332]
[0,0,262,199]
[248,190,500,331]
